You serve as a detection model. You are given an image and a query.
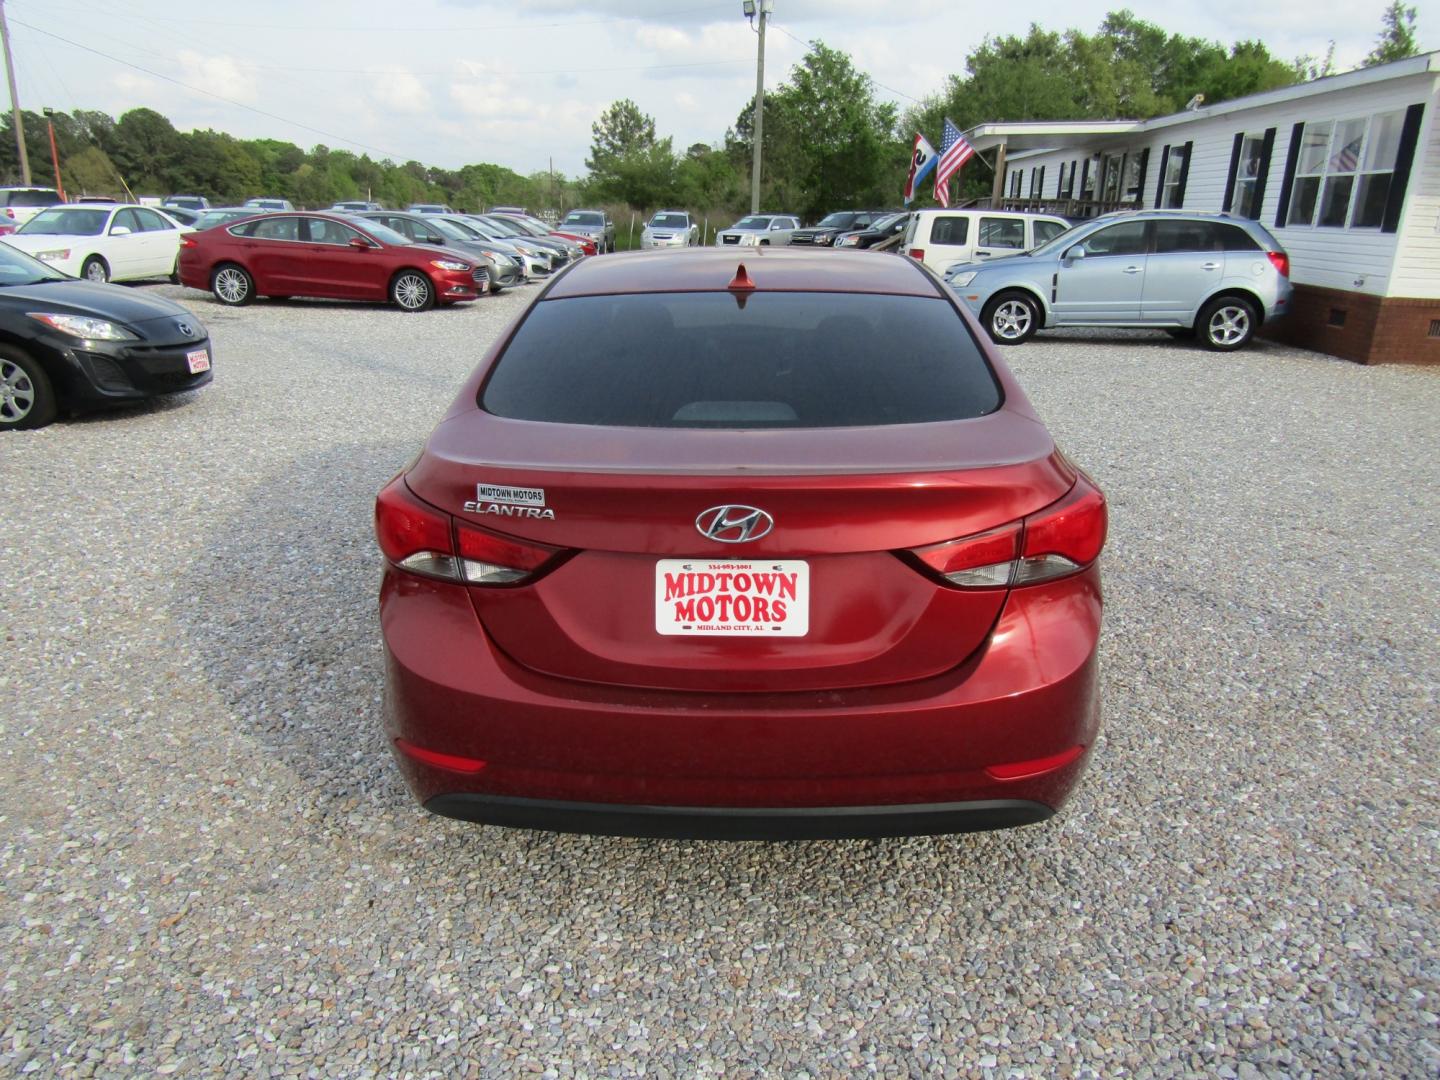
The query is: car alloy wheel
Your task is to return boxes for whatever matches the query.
[989,298,1035,343]
[213,266,251,305]
[1205,302,1252,349]
[82,257,109,283]
[392,273,432,311]
[0,357,36,423]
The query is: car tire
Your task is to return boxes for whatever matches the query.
[81,256,110,283]
[211,263,254,306]
[391,271,435,312]
[982,291,1041,345]
[0,347,57,431]
[1199,295,1258,351]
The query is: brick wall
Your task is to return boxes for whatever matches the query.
[1262,284,1440,365]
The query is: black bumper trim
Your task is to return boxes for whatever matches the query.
[424,793,1053,840]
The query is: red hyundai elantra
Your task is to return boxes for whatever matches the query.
[376,249,1107,838]
[178,212,485,310]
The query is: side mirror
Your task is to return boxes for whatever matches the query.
[1064,244,1087,262]
[111,225,132,236]
[349,236,370,250]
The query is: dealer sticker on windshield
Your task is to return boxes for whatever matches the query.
[655,559,809,637]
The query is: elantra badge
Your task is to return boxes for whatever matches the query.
[696,505,773,543]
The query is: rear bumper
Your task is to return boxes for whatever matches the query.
[380,564,1102,837]
[425,793,1052,840]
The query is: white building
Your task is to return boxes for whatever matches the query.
[965,52,1440,364]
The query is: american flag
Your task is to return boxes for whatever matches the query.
[933,118,975,208]
[1331,135,1362,173]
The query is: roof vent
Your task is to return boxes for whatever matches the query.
[728,263,756,291]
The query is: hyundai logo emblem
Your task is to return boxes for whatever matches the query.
[696,505,773,543]
[176,321,194,337]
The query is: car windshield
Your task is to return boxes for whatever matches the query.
[0,241,65,284]
[437,217,483,239]
[481,216,526,236]
[816,213,855,228]
[1027,224,1085,258]
[731,216,771,230]
[194,211,250,230]
[649,214,689,228]
[482,292,1001,429]
[6,190,60,207]
[871,213,906,231]
[564,212,602,225]
[350,218,410,245]
[429,218,475,241]
[18,208,109,236]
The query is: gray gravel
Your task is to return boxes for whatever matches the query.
[1,283,1437,1078]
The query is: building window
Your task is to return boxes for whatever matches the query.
[1123,155,1143,202]
[1010,170,1023,198]
[1159,145,1188,208]
[1231,135,1266,218]
[1101,154,1124,203]
[1080,158,1097,200]
[1287,111,1403,228]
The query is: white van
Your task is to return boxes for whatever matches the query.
[902,209,1072,277]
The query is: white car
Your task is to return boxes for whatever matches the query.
[640,211,699,249]
[2,204,189,283]
[0,186,63,228]
[715,214,801,247]
[901,208,1071,278]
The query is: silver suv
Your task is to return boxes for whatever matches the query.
[944,211,1292,351]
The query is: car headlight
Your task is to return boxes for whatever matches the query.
[28,312,138,340]
[430,259,471,272]
[837,236,859,246]
[949,271,978,287]
[35,248,71,262]
[512,245,534,256]
[480,250,504,261]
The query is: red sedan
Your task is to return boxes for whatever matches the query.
[375,249,1107,838]
[178,212,485,310]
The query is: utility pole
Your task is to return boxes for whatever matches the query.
[744,0,771,214]
[0,0,30,185]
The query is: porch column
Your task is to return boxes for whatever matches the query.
[990,142,1007,208]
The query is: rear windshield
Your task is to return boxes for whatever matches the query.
[482,292,1000,428]
[6,189,60,207]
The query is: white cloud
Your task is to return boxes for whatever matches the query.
[370,69,432,113]
[175,51,259,104]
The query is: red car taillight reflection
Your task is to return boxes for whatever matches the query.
[375,476,561,585]
[908,474,1107,588]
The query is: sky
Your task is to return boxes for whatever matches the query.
[2,0,1422,177]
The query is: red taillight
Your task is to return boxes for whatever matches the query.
[180,235,198,248]
[911,522,1021,588]
[1266,251,1290,277]
[375,474,560,585]
[904,473,1107,589]
[5,208,13,219]
[1015,474,1107,585]
[985,744,1085,781]
[907,248,925,261]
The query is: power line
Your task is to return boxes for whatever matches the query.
[10,18,410,160]
[769,22,926,105]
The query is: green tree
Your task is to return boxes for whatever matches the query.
[64,145,123,196]
[728,42,900,219]
[110,108,182,191]
[1366,2,1420,66]
[586,99,677,206]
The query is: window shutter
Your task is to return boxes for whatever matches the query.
[1080,157,1091,199]
[1133,148,1150,207]
[1038,165,1046,198]
[1155,146,1170,206]
[1174,141,1194,207]
[1383,103,1426,234]
[1222,133,1245,212]
[1274,122,1305,228]
[1249,128,1276,220]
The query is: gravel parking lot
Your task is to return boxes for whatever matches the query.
[2,282,1437,1078]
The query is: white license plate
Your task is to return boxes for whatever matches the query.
[186,348,210,374]
[655,559,809,637]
